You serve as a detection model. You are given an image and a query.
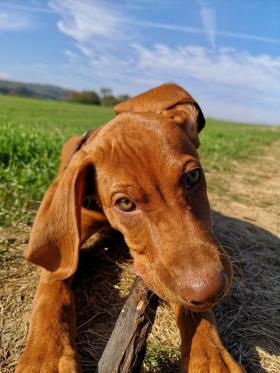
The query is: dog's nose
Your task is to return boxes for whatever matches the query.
[179,270,229,305]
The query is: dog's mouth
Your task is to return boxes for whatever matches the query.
[181,298,221,312]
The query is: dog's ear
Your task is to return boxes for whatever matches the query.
[114,83,205,137]
[25,149,106,283]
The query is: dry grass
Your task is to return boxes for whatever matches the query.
[0,225,38,372]
[213,212,280,373]
[1,144,280,372]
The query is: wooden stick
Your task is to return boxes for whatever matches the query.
[96,277,159,373]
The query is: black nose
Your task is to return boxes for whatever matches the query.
[178,271,229,305]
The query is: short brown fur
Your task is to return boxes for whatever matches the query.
[16,83,245,372]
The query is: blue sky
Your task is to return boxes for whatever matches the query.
[0,0,279,124]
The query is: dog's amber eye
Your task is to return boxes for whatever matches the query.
[184,169,201,189]
[116,197,136,212]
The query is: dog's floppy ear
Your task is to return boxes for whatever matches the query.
[25,149,104,283]
[114,83,205,134]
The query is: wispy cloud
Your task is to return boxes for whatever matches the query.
[0,11,32,31]
[49,0,134,85]
[2,1,280,45]
[124,19,280,45]
[49,0,127,43]
[49,0,280,46]
[49,0,136,90]
[199,1,216,48]
[0,3,54,14]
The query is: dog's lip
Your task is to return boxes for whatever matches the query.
[181,297,221,312]
[183,301,214,312]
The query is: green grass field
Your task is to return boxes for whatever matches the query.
[1,95,280,226]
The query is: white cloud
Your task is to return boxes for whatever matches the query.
[0,11,32,31]
[49,0,280,124]
[133,44,280,95]
[0,72,10,79]
[49,0,126,43]
[133,44,280,123]
[49,0,133,81]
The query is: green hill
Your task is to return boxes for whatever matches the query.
[0,79,70,100]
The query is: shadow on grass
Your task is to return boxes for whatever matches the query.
[74,211,280,373]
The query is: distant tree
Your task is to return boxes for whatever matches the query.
[100,87,120,106]
[100,87,112,98]
[9,86,32,97]
[101,95,119,106]
[117,94,130,103]
[67,87,131,107]
[68,90,100,105]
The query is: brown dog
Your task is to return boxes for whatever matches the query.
[16,83,244,372]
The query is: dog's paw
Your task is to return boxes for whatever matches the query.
[15,346,81,373]
[186,348,245,373]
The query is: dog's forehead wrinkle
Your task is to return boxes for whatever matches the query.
[117,128,170,164]
[88,112,198,169]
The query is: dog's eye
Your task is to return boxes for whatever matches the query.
[184,169,201,189]
[116,197,136,212]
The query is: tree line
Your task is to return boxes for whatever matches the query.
[0,80,130,106]
[68,88,130,106]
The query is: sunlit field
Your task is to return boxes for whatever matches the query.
[1,94,279,226]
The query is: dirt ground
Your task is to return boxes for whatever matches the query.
[0,142,279,373]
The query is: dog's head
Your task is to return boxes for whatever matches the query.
[26,83,232,311]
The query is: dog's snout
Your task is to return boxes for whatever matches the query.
[179,270,229,306]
